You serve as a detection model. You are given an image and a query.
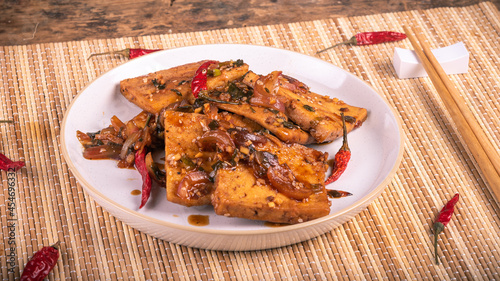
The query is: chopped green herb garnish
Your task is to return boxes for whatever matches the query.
[344,115,356,124]
[171,89,182,96]
[266,108,279,114]
[152,79,166,90]
[212,69,221,77]
[177,80,188,86]
[227,83,252,101]
[234,59,244,67]
[209,160,231,180]
[303,104,315,112]
[181,155,195,168]
[282,121,295,129]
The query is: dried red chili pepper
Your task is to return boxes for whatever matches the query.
[325,113,351,185]
[88,48,162,60]
[135,148,152,209]
[0,152,25,171]
[433,193,459,265]
[20,241,60,281]
[316,31,407,54]
[327,189,353,198]
[191,60,218,98]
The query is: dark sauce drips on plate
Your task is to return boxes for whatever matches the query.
[188,215,209,226]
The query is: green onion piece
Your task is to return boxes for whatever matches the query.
[212,69,222,77]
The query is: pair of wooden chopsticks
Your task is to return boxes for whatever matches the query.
[403,26,500,203]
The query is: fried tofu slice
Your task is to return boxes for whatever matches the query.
[164,111,215,206]
[163,109,261,207]
[206,62,249,92]
[120,61,206,114]
[243,71,368,143]
[202,102,263,133]
[219,111,263,132]
[212,141,330,224]
[120,60,249,114]
[215,103,314,144]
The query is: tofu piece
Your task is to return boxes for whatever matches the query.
[206,62,249,91]
[212,142,330,224]
[212,166,330,224]
[120,60,249,114]
[120,61,205,114]
[220,111,263,132]
[202,102,263,133]
[163,111,215,206]
[215,103,314,144]
[243,71,368,143]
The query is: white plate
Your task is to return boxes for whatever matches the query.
[61,44,404,251]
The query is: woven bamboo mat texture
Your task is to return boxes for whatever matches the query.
[1,1,500,280]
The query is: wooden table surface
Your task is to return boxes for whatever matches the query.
[2,0,499,46]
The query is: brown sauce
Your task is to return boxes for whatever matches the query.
[188,215,209,226]
[264,222,289,227]
[155,162,165,170]
[130,189,141,195]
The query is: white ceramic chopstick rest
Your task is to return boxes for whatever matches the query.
[392,42,469,79]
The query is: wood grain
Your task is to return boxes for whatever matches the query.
[1,0,498,46]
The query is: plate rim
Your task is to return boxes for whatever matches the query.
[61,43,405,237]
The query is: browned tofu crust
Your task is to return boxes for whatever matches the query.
[120,60,250,114]
[213,166,330,224]
[120,61,206,114]
[164,111,215,206]
[163,110,265,207]
[215,103,314,144]
[212,141,330,224]
[243,71,368,143]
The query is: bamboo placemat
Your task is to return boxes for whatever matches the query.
[1,2,500,280]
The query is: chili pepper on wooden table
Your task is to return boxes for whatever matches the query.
[433,193,459,265]
[191,60,218,98]
[325,113,351,185]
[0,152,25,171]
[316,31,407,54]
[88,48,162,60]
[20,241,60,281]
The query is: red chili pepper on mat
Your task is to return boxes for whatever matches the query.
[20,241,60,281]
[433,193,459,265]
[325,113,351,185]
[316,31,407,54]
[135,148,152,209]
[191,60,218,98]
[88,48,162,60]
[0,152,25,171]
